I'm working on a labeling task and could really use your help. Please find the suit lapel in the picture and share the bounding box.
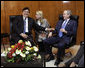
[28,17,31,31]
[21,16,24,30]
[65,20,71,29]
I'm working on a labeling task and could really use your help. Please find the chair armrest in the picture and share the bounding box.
[1,33,10,38]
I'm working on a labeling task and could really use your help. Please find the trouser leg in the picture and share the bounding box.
[43,36,60,55]
[56,41,66,62]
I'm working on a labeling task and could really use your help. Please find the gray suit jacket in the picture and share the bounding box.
[35,18,50,42]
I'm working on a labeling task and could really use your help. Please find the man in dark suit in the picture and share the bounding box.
[12,7,54,45]
[43,10,78,65]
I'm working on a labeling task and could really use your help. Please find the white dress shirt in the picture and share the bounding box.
[62,18,70,27]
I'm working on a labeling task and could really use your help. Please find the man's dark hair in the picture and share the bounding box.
[22,7,30,13]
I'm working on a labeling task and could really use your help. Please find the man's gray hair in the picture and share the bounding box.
[66,10,72,15]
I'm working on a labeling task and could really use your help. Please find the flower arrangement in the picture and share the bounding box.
[4,40,40,63]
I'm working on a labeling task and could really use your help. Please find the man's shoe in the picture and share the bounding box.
[54,59,63,65]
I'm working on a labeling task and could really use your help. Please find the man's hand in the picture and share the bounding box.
[60,28,67,33]
[48,32,52,38]
[45,28,55,31]
[20,33,28,39]
[70,62,76,67]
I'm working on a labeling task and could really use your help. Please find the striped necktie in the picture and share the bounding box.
[23,18,26,33]
[59,20,67,37]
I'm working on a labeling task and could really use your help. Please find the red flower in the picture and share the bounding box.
[21,48,23,51]
[17,43,22,49]
[22,45,24,48]
[15,44,18,49]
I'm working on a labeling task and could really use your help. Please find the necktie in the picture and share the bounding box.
[59,20,67,37]
[23,18,26,33]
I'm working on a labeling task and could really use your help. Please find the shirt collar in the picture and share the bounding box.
[65,18,70,22]
[23,16,28,20]
[67,18,70,21]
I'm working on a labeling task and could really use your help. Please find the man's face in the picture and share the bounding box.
[63,10,70,20]
[22,9,30,18]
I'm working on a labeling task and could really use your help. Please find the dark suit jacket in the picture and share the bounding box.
[52,19,77,44]
[11,15,45,44]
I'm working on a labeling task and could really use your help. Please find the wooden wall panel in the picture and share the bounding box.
[55,1,63,23]
[62,1,76,15]
[1,1,6,33]
[4,1,21,33]
[39,1,56,28]
[76,1,84,44]
[1,1,84,45]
